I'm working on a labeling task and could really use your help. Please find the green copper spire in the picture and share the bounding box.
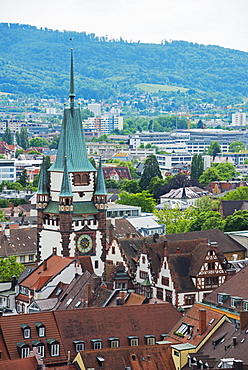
[49,50,96,173]
[37,157,49,195]
[94,157,107,196]
[60,156,73,197]
[69,48,75,110]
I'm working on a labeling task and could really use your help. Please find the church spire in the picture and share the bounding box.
[60,156,73,198]
[69,48,75,111]
[94,157,107,196]
[37,157,49,195]
[49,50,96,173]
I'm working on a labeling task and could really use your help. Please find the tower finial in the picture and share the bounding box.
[70,48,75,104]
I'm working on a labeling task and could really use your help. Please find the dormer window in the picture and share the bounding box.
[32,340,45,358]
[46,339,60,357]
[16,342,30,358]
[230,296,243,308]
[20,324,31,339]
[35,322,46,337]
[128,336,139,346]
[217,293,230,305]
[91,339,102,350]
[73,340,85,352]
[174,323,194,337]
[144,335,155,345]
[108,337,119,348]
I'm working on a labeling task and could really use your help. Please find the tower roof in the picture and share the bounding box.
[37,157,49,195]
[49,49,96,173]
[60,157,73,197]
[94,157,107,196]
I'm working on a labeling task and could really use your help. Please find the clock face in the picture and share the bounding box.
[77,234,93,253]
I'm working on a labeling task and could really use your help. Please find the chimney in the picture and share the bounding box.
[116,297,122,305]
[4,225,10,237]
[52,247,57,255]
[239,311,248,330]
[176,247,180,254]
[199,309,207,335]
[11,275,17,290]
[233,360,243,370]
[232,337,237,347]
[120,291,125,305]
[126,233,130,239]
[109,223,115,244]
[86,283,91,306]
[43,260,47,271]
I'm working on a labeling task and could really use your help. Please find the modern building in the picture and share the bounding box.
[129,129,248,154]
[0,159,16,183]
[232,111,246,126]
[156,153,211,172]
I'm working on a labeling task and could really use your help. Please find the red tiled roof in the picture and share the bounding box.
[78,344,176,370]
[21,255,73,290]
[0,312,67,365]
[167,303,226,347]
[0,356,39,370]
[54,303,182,358]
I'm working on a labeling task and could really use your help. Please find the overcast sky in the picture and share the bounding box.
[1,0,248,52]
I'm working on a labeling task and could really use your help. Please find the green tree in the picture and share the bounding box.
[208,141,221,160]
[195,196,220,212]
[121,179,140,193]
[199,167,223,187]
[228,141,246,153]
[29,137,49,147]
[155,206,197,235]
[117,191,156,212]
[27,150,41,155]
[187,211,223,232]
[19,127,29,149]
[0,255,25,282]
[139,155,162,190]
[190,154,204,180]
[15,149,24,158]
[224,210,248,232]
[2,128,13,145]
[222,186,248,200]
[105,178,119,189]
[49,134,60,149]
[147,176,172,199]
[18,169,28,187]
[89,157,96,169]
[213,163,237,180]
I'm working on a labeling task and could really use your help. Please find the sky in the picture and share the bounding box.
[1,0,248,52]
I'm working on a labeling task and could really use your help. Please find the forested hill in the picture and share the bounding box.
[0,22,247,101]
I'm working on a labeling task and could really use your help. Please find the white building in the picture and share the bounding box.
[0,159,16,183]
[88,103,101,117]
[232,112,246,126]
[156,153,211,172]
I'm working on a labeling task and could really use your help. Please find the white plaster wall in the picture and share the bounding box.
[50,172,63,201]
[91,230,105,276]
[40,230,62,261]
[156,257,175,303]
[36,262,83,300]
[106,239,123,264]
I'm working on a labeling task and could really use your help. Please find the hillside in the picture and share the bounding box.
[0,23,247,103]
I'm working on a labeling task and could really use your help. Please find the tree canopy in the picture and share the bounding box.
[116,191,156,213]
[0,256,25,282]
[208,141,221,160]
[139,155,162,190]
[228,141,246,153]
